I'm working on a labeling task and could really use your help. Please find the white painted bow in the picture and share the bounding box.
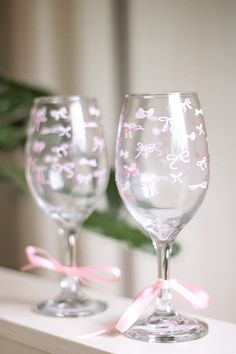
[89,106,101,117]
[195,108,203,116]
[196,157,207,171]
[182,98,193,112]
[170,172,183,184]
[167,151,190,170]
[140,177,160,198]
[158,116,174,133]
[77,174,93,185]
[92,137,104,152]
[120,149,129,159]
[40,125,72,138]
[135,107,158,121]
[188,181,208,190]
[135,142,162,159]
[186,132,196,141]
[196,124,205,136]
[93,169,107,181]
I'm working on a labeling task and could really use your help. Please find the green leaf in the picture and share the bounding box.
[106,169,122,211]
[84,210,180,256]
[0,75,50,127]
[0,163,27,194]
[0,125,26,150]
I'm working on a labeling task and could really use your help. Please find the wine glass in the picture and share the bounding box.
[25,95,109,317]
[115,92,209,342]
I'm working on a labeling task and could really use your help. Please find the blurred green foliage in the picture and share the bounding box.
[0,75,180,256]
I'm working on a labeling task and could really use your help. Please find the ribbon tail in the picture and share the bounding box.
[115,282,163,333]
[21,264,37,272]
[170,279,210,309]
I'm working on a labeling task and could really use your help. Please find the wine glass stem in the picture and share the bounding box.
[67,230,77,267]
[154,242,174,315]
[60,229,80,295]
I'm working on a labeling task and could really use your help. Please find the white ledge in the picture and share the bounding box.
[0,267,235,354]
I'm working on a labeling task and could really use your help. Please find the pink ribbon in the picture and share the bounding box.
[115,278,210,333]
[21,246,121,285]
[77,278,210,339]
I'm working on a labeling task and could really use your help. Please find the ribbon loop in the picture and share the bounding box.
[21,246,121,285]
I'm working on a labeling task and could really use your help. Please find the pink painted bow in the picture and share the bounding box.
[21,246,121,285]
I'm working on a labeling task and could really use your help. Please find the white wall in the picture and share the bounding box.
[0,0,235,323]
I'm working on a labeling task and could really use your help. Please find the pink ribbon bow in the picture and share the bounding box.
[77,278,210,339]
[21,246,121,285]
[115,278,210,333]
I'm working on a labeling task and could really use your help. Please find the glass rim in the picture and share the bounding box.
[34,95,97,104]
[124,92,198,98]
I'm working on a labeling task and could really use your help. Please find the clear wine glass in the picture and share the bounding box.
[115,92,209,342]
[25,95,109,317]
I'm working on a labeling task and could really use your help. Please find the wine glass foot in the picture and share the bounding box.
[34,291,107,317]
[125,312,208,343]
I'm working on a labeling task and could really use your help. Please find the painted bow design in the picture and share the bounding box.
[186,132,196,141]
[40,125,72,138]
[51,143,69,157]
[123,123,144,139]
[120,149,129,159]
[188,181,208,190]
[93,169,107,183]
[77,174,93,185]
[167,151,190,170]
[22,246,121,286]
[92,137,104,152]
[33,165,49,185]
[89,106,101,117]
[52,162,75,178]
[196,156,207,171]
[50,107,68,120]
[182,98,193,112]
[140,177,160,198]
[123,163,140,178]
[170,172,183,184]
[195,108,203,116]
[158,116,174,133]
[135,142,162,159]
[79,158,97,167]
[32,141,46,153]
[135,107,158,121]
[196,124,205,136]
[32,107,47,132]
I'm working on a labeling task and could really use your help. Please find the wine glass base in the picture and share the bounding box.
[125,312,208,343]
[34,292,107,318]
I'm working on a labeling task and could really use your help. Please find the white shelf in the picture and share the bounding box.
[0,267,235,354]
